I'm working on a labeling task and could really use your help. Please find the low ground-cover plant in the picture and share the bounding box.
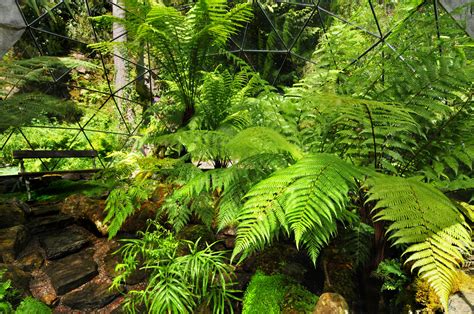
[112,223,239,313]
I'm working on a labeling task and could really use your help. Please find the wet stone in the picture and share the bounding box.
[40,226,90,260]
[45,249,98,295]
[61,282,122,310]
[26,214,74,234]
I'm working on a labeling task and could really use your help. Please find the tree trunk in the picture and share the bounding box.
[112,0,135,126]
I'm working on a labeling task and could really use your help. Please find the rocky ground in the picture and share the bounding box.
[0,199,145,313]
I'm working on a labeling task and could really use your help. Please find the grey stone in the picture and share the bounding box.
[61,282,122,310]
[448,291,474,314]
[39,226,90,260]
[45,250,98,295]
[0,225,29,262]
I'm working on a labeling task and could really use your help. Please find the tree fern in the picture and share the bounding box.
[233,153,362,263]
[366,175,471,310]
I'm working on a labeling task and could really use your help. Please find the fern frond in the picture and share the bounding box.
[233,153,361,263]
[227,126,303,161]
[366,176,472,310]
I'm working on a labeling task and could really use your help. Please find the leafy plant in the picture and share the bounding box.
[14,297,51,314]
[366,176,471,309]
[91,0,253,127]
[0,269,13,313]
[112,223,239,314]
[373,259,410,293]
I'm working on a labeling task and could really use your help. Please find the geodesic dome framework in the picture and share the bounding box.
[0,0,472,172]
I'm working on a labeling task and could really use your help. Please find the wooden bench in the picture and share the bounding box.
[13,150,99,199]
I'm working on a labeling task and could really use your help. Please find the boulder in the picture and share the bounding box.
[0,202,25,228]
[45,249,98,295]
[61,282,122,310]
[61,195,107,235]
[39,226,91,259]
[313,293,349,314]
[0,225,29,262]
[61,195,160,236]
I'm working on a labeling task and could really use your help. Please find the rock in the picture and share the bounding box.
[39,292,58,306]
[0,225,29,262]
[104,253,146,285]
[61,282,122,310]
[313,293,349,314]
[0,264,31,297]
[0,202,25,228]
[39,226,91,259]
[45,249,98,295]
[448,291,474,313]
[282,262,308,284]
[61,195,108,235]
[26,214,74,234]
[217,227,236,249]
[120,200,157,234]
[29,202,60,217]
[18,251,44,271]
[177,224,216,246]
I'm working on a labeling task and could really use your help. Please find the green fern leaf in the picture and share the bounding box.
[233,153,361,263]
[366,176,471,310]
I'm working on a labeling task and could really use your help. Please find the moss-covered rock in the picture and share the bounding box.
[242,271,318,314]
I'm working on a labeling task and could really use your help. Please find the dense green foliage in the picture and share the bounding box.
[112,223,238,313]
[2,0,473,312]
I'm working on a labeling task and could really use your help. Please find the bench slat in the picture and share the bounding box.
[13,150,98,159]
[17,169,99,177]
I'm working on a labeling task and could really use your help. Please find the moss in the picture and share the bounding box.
[243,271,318,314]
[414,278,442,313]
[451,270,474,293]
